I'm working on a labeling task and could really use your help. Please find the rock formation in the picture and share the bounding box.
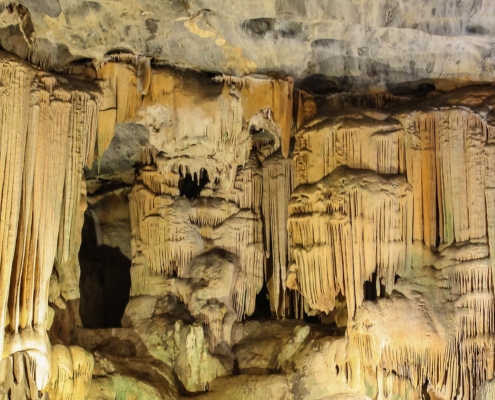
[0,1,495,399]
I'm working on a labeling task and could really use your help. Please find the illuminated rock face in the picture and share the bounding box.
[0,24,495,400]
[288,88,495,399]
[0,52,98,396]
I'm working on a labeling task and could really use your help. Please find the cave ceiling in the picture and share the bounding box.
[3,0,495,92]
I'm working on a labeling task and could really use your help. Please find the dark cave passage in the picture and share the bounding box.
[363,272,386,301]
[246,280,273,320]
[179,169,210,199]
[79,211,131,329]
[247,255,275,320]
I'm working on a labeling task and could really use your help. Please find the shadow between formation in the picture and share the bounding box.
[79,212,131,328]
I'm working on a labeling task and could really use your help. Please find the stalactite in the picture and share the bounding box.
[288,167,412,317]
[201,152,263,210]
[136,58,151,96]
[56,91,98,301]
[291,106,495,319]
[262,151,294,317]
[200,210,264,317]
[401,110,489,246]
[484,145,495,282]
[288,97,495,399]
[294,90,317,130]
[294,114,406,186]
[139,168,180,197]
[137,71,292,191]
[320,91,411,112]
[275,77,293,158]
[217,75,294,148]
[96,62,141,163]
[129,184,204,279]
[0,54,99,385]
[0,53,101,399]
[189,198,240,227]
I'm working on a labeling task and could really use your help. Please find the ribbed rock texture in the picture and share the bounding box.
[0,11,494,398]
[288,87,495,400]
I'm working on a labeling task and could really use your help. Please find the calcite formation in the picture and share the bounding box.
[1,1,495,399]
[287,88,495,399]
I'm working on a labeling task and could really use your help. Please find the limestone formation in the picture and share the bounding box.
[1,2,495,399]
[287,86,495,400]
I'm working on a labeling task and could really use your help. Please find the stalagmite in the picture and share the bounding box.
[69,346,94,400]
[46,345,74,400]
[0,351,46,399]
[45,345,93,400]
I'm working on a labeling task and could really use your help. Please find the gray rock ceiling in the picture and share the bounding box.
[3,0,495,92]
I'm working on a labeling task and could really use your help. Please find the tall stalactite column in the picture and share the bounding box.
[0,53,99,391]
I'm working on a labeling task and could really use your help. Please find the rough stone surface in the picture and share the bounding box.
[1,0,495,91]
[0,4,495,398]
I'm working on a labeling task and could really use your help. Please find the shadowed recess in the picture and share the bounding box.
[79,212,131,328]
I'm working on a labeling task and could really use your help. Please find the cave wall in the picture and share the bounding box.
[288,90,495,399]
[0,41,495,400]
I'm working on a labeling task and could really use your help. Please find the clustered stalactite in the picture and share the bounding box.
[288,167,413,316]
[0,52,99,396]
[288,89,495,399]
[112,61,296,326]
[1,45,495,400]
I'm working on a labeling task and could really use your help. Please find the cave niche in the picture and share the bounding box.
[78,211,131,329]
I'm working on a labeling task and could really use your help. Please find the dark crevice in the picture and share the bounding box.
[389,82,436,97]
[296,74,344,96]
[67,57,94,66]
[363,272,386,301]
[246,279,273,320]
[179,169,209,200]
[233,358,240,375]
[104,48,134,56]
[303,310,321,324]
[422,379,431,400]
[79,211,131,329]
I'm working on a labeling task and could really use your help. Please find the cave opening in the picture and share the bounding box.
[303,311,321,324]
[363,272,386,301]
[246,280,273,320]
[246,255,275,320]
[179,169,210,199]
[78,211,131,329]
